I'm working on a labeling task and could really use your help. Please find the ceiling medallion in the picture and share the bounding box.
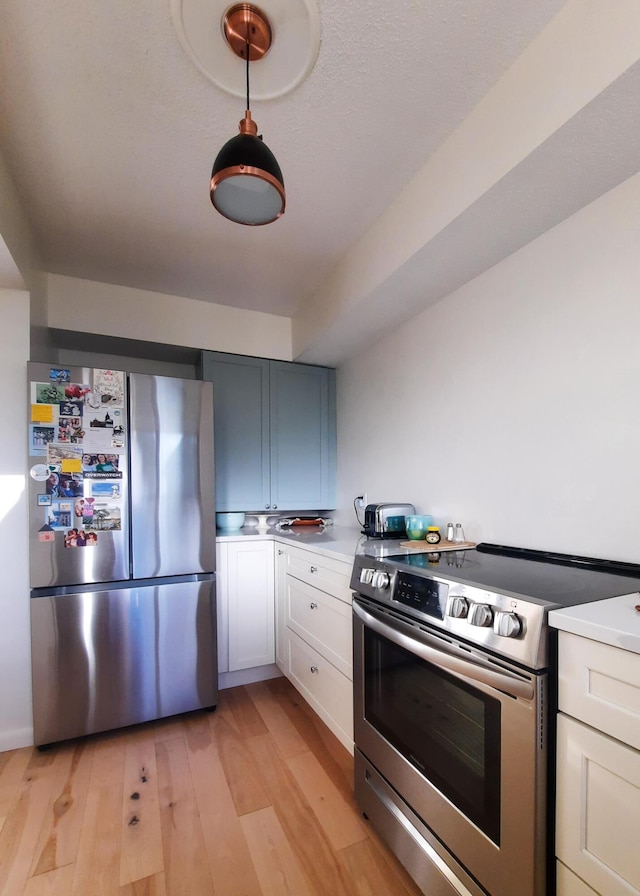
[171,0,321,100]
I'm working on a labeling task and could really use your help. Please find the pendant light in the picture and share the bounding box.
[210,4,285,225]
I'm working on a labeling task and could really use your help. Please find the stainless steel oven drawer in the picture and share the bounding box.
[355,750,485,896]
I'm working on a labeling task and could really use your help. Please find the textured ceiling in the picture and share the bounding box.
[0,0,568,327]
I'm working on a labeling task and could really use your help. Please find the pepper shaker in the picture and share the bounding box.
[454,523,465,543]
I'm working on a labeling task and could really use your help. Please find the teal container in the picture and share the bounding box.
[405,514,433,540]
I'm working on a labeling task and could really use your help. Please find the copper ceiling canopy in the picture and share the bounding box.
[222,4,272,62]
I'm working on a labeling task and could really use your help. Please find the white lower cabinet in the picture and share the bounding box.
[228,539,275,670]
[276,542,354,752]
[556,632,640,896]
[216,539,278,687]
[286,575,352,678]
[556,862,599,896]
[275,545,287,669]
[287,629,353,749]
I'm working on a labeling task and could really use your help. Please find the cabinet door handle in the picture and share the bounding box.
[265,504,270,509]
[310,665,319,674]
[310,602,318,609]
[278,549,284,555]
[273,505,278,509]
[310,566,318,573]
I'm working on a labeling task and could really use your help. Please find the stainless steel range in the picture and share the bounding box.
[350,543,640,896]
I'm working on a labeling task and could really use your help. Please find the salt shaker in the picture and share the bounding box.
[454,523,465,543]
[446,522,455,542]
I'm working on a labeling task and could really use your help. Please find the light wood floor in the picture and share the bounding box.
[0,677,423,896]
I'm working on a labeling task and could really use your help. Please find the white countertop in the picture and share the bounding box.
[549,592,640,654]
[216,524,410,564]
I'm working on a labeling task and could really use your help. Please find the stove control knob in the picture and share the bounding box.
[446,596,469,619]
[372,570,390,590]
[359,568,374,585]
[468,603,493,627]
[493,611,522,638]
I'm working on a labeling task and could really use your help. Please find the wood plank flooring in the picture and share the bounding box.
[0,678,423,896]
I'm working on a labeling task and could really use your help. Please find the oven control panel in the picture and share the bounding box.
[394,571,446,619]
[494,610,522,637]
[444,592,525,641]
[351,553,549,669]
[446,596,523,637]
[359,567,390,590]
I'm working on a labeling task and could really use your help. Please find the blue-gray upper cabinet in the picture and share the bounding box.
[200,352,336,512]
[269,360,336,511]
[200,353,270,512]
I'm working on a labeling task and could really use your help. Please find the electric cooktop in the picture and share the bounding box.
[381,542,640,608]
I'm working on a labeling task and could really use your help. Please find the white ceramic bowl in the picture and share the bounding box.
[216,512,246,530]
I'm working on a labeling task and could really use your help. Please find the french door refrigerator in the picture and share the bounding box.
[27,362,217,746]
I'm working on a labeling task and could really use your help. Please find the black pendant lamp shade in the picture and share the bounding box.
[210,111,285,225]
[210,4,285,226]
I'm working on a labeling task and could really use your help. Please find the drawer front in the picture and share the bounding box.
[556,862,599,896]
[558,631,640,749]
[284,544,352,603]
[286,576,352,678]
[287,630,353,750]
[556,713,640,896]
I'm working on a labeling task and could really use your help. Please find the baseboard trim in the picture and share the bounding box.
[219,664,283,690]
[0,726,34,753]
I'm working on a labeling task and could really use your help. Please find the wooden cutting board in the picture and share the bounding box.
[399,540,477,553]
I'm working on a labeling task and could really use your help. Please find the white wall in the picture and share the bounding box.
[0,290,32,750]
[0,148,41,751]
[336,170,640,563]
[46,274,293,361]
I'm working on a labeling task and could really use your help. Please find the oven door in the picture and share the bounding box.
[353,597,548,896]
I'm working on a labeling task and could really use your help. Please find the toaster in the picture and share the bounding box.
[362,503,416,538]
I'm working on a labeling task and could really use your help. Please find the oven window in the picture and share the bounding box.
[364,627,501,844]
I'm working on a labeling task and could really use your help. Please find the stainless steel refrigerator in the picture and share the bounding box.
[27,362,217,746]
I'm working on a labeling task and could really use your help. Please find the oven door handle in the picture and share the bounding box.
[353,600,535,700]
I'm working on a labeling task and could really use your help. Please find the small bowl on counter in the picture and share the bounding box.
[216,512,246,530]
[405,514,433,540]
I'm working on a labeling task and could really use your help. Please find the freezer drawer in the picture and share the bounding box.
[31,579,217,745]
